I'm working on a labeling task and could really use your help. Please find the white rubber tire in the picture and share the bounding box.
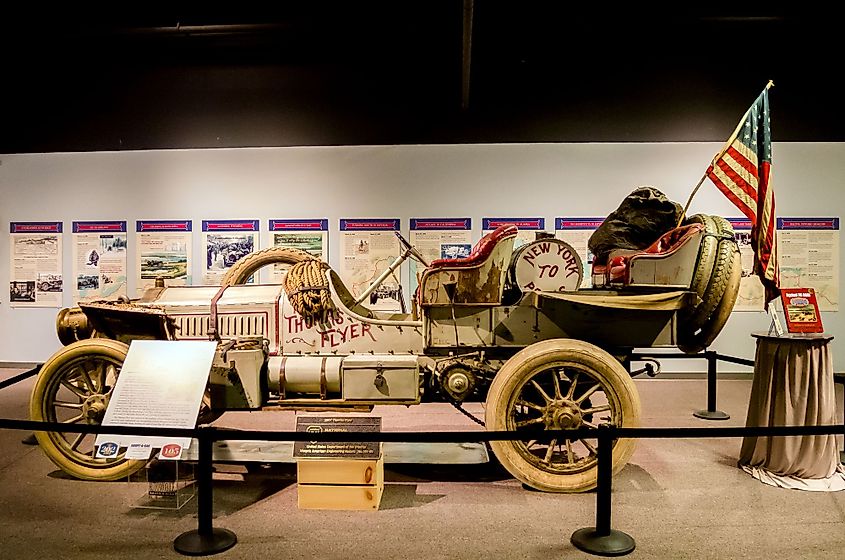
[485,339,640,492]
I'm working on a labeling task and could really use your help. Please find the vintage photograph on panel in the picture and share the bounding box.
[140,252,189,280]
[77,274,99,291]
[9,281,36,302]
[99,234,127,253]
[85,249,100,267]
[440,243,472,259]
[206,234,254,270]
[37,273,63,292]
[273,232,324,258]
[14,235,58,255]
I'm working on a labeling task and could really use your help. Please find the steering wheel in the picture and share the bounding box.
[394,231,430,267]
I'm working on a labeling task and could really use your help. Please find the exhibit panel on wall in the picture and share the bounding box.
[728,218,765,311]
[778,217,839,311]
[339,218,403,312]
[135,220,193,295]
[71,221,127,303]
[267,219,329,283]
[202,220,259,285]
[555,218,602,289]
[408,218,473,295]
[8,221,63,308]
[2,142,845,374]
[482,217,545,248]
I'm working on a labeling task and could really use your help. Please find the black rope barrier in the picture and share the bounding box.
[2,416,842,442]
[631,350,755,421]
[2,415,843,557]
[173,428,237,556]
[571,424,635,556]
[2,356,841,558]
[0,364,41,391]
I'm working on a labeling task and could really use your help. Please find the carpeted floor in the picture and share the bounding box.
[0,368,843,560]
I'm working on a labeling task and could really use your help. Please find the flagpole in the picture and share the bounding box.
[676,81,775,227]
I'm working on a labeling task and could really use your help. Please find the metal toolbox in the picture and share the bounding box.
[341,354,419,401]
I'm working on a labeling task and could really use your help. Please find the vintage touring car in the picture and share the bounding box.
[32,212,740,492]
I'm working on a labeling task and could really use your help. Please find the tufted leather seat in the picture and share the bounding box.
[419,225,518,306]
[592,223,705,287]
[428,224,518,269]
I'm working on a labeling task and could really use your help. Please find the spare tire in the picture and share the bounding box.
[220,246,315,286]
[683,214,719,308]
[688,217,738,328]
[678,216,741,353]
[678,242,741,353]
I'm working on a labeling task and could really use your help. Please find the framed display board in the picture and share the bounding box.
[482,217,545,249]
[9,221,63,308]
[135,220,193,295]
[339,218,403,312]
[267,219,329,283]
[72,221,127,303]
[202,219,259,285]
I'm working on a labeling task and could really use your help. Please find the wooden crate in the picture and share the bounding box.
[297,457,384,510]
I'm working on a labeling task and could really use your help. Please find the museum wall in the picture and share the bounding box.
[1,142,842,370]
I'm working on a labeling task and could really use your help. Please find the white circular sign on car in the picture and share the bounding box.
[513,238,583,293]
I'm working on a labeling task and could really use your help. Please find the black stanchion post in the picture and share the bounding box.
[173,427,237,556]
[571,424,635,557]
[693,351,730,420]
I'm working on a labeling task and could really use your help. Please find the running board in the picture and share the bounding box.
[181,440,489,464]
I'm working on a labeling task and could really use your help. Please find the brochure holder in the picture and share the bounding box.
[130,459,196,511]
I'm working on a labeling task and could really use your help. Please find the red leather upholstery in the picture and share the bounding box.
[644,224,703,255]
[429,224,519,269]
[607,255,628,283]
[594,223,705,285]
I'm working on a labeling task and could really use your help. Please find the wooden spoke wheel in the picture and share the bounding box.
[29,339,147,481]
[485,339,641,492]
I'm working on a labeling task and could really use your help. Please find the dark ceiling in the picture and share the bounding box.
[1,5,840,153]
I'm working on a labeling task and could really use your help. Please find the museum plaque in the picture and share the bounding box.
[95,340,216,460]
[293,416,381,459]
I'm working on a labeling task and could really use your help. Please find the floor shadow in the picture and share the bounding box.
[716,455,743,468]
[125,463,297,519]
[385,460,512,484]
[614,462,662,492]
[47,469,110,481]
[379,483,445,510]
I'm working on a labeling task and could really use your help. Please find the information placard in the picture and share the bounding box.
[339,219,403,312]
[95,340,216,460]
[72,221,127,303]
[9,221,63,308]
[728,218,765,311]
[482,217,545,249]
[409,218,472,295]
[293,416,382,459]
[778,218,839,311]
[267,219,329,283]
[135,220,193,295]
[202,219,259,285]
[555,218,603,288]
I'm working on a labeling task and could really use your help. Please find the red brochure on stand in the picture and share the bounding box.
[780,288,824,333]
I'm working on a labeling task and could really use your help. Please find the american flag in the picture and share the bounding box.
[706,87,779,306]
